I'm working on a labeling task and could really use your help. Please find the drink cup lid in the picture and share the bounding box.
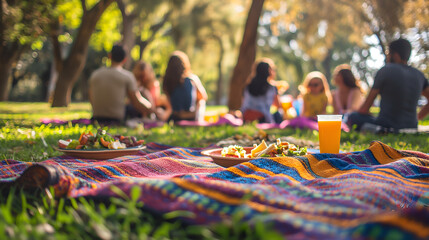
[317,114,342,121]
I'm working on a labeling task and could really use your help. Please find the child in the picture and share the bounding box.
[299,71,332,118]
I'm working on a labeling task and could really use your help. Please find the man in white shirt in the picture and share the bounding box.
[89,45,154,125]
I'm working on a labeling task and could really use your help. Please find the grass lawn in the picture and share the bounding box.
[1,102,428,239]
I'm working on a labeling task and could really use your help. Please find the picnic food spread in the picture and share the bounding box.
[58,129,144,150]
[221,138,307,158]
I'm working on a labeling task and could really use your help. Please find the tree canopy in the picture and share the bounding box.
[1,0,427,108]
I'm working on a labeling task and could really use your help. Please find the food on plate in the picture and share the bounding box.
[251,139,268,157]
[58,129,144,150]
[221,145,247,158]
[221,138,307,158]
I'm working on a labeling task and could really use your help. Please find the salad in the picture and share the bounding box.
[221,138,307,158]
[58,129,144,150]
[221,145,247,158]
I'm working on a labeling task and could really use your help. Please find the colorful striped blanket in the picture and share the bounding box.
[1,141,429,239]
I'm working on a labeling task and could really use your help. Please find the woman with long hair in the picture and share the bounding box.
[162,51,207,122]
[331,64,364,115]
[131,61,171,121]
[241,58,282,123]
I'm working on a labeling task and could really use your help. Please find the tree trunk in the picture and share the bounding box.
[47,61,59,102]
[117,0,136,70]
[214,35,224,105]
[322,48,333,85]
[47,18,63,102]
[51,0,115,107]
[0,60,13,101]
[227,0,265,111]
[0,43,24,101]
[122,15,136,70]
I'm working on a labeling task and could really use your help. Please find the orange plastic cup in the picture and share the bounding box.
[317,115,342,153]
[280,95,293,113]
[281,101,292,112]
[204,112,219,123]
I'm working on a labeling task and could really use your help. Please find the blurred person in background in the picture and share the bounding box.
[241,58,282,124]
[298,71,332,119]
[347,38,429,132]
[126,60,171,122]
[162,51,207,122]
[331,64,365,121]
[89,45,155,126]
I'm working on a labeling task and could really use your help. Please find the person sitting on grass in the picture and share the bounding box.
[241,58,282,124]
[162,50,208,122]
[126,60,172,122]
[89,45,155,126]
[298,71,332,119]
[331,64,365,116]
[347,38,429,132]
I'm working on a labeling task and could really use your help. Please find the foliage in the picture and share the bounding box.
[161,0,246,104]
[130,0,179,74]
[0,187,283,239]
[0,0,58,101]
[51,0,122,53]
[89,3,123,52]
[264,0,429,86]
[2,0,428,107]
[1,0,55,45]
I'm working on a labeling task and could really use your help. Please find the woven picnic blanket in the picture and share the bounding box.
[1,141,429,239]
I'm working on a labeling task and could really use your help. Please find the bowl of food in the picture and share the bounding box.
[202,139,308,167]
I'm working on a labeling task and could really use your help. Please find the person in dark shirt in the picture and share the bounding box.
[162,51,207,122]
[347,38,429,131]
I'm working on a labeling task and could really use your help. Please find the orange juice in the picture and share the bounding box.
[204,112,219,123]
[280,95,293,113]
[317,115,342,153]
[281,101,292,112]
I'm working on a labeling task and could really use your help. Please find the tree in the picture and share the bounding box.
[0,0,55,101]
[262,0,428,89]
[167,0,242,105]
[227,0,265,111]
[140,0,243,105]
[267,0,372,82]
[50,0,116,107]
[194,1,242,105]
[116,0,174,69]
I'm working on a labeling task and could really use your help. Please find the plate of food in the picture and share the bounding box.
[201,138,309,167]
[57,129,146,160]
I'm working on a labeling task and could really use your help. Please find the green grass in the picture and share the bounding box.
[0,102,428,239]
